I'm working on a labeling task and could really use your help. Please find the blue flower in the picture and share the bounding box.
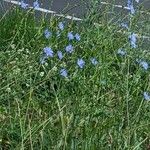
[43,47,54,57]
[33,0,40,9]
[117,48,126,56]
[139,61,149,70]
[65,44,74,53]
[67,32,74,40]
[58,22,64,31]
[77,58,85,69]
[57,51,63,60]
[127,0,135,14]
[143,92,150,101]
[129,33,137,48]
[90,58,98,65]
[127,0,131,8]
[130,5,135,14]
[60,68,68,77]
[75,33,80,41]
[21,0,28,9]
[120,23,129,29]
[44,29,52,39]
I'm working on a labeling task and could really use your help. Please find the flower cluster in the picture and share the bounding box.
[136,59,149,70]
[20,0,40,9]
[118,0,149,101]
[40,22,98,78]
[21,0,29,9]
[44,29,52,39]
[119,0,140,51]
[129,33,137,48]
[33,0,40,9]
[118,1,149,69]
[127,0,139,15]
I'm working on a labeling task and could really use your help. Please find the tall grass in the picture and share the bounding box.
[0,1,150,149]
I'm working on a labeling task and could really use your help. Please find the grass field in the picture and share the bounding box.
[0,1,150,149]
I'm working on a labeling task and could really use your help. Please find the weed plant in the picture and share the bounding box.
[0,1,150,149]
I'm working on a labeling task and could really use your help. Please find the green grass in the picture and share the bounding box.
[0,4,150,150]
